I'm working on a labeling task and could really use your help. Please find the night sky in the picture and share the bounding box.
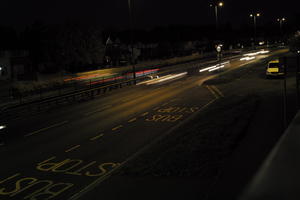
[0,0,298,29]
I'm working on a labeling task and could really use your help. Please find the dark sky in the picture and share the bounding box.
[0,0,298,29]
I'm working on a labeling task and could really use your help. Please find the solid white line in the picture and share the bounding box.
[206,86,219,99]
[211,85,225,97]
[84,105,112,116]
[25,121,69,137]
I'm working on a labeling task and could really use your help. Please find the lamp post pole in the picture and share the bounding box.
[277,17,286,38]
[211,2,224,30]
[128,0,136,84]
[250,13,260,47]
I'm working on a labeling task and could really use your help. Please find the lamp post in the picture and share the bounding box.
[210,2,224,30]
[250,13,260,46]
[277,17,286,37]
[128,0,136,84]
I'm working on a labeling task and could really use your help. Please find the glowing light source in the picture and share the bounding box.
[209,65,225,72]
[200,61,229,73]
[240,56,256,61]
[0,125,6,130]
[138,72,187,85]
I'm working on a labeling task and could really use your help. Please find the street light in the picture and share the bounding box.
[210,2,224,30]
[250,13,261,46]
[128,0,136,84]
[277,17,286,37]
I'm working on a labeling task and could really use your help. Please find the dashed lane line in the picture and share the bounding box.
[128,118,137,123]
[65,145,81,153]
[24,121,69,137]
[112,125,123,131]
[90,134,104,141]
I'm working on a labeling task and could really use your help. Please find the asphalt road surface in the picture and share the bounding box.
[0,48,288,200]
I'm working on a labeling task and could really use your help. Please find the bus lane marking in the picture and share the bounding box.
[67,100,218,200]
[36,156,120,177]
[145,106,200,123]
[140,112,149,117]
[0,173,74,200]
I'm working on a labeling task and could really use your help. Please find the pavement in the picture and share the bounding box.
[0,48,291,200]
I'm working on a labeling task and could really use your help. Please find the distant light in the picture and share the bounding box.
[200,65,219,72]
[218,2,224,7]
[0,67,2,71]
[250,14,253,17]
[297,50,300,54]
[240,56,256,61]
[0,125,6,130]
[259,41,265,45]
[257,13,260,17]
[200,61,230,73]
[209,65,225,72]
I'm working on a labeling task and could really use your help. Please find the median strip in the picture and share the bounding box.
[25,121,69,137]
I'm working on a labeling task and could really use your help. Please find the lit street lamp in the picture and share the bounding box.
[277,17,286,37]
[250,13,261,46]
[210,2,224,30]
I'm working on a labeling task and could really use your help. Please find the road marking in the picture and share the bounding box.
[84,105,112,116]
[25,121,69,137]
[65,145,81,153]
[90,134,104,141]
[112,125,123,131]
[153,107,160,111]
[67,98,217,200]
[206,86,219,99]
[141,112,149,117]
[128,118,137,123]
[211,85,225,97]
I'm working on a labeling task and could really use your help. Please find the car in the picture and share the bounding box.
[0,124,7,145]
[266,59,284,78]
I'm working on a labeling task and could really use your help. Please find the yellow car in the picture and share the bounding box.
[266,60,284,77]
